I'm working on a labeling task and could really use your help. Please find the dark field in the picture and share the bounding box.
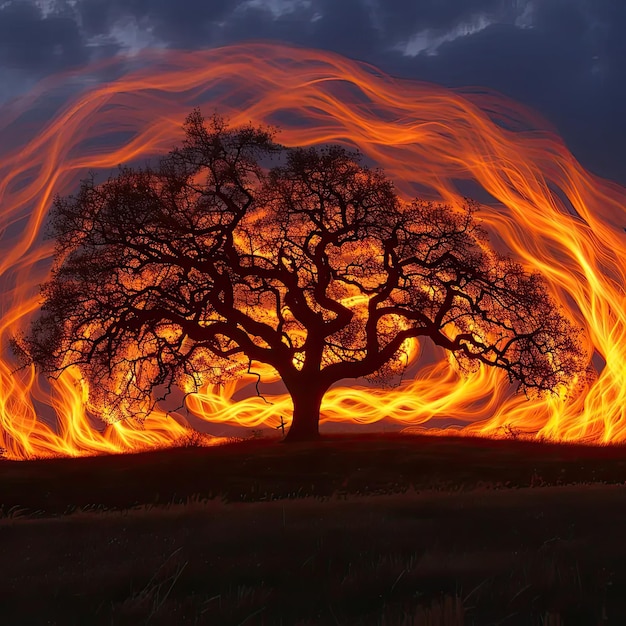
[2,433,626,625]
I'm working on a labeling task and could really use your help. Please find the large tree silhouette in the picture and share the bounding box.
[20,111,584,441]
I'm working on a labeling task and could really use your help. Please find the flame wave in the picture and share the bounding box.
[1,42,625,458]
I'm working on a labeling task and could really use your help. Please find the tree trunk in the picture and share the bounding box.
[283,379,325,442]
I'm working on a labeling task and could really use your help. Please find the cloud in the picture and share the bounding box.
[514,0,535,29]
[395,1,537,57]
[76,0,233,50]
[366,0,509,41]
[398,13,494,57]
[237,0,313,20]
[0,1,87,73]
[85,14,162,56]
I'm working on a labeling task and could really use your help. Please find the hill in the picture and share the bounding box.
[1,433,625,624]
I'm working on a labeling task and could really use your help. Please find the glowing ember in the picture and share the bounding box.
[1,42,624,458]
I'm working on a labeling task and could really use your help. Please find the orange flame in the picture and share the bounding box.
[1,42,624,458]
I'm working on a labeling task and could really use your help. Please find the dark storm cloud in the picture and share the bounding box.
[0,1,87,74]
[0,0,623,182]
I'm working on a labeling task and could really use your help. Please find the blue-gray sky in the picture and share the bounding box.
[1,0,624,184]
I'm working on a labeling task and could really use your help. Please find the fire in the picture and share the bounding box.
[1,42,624,458]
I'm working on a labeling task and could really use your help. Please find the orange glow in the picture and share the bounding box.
[1,42,624,458]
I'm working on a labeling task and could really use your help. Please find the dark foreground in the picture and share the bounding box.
[2,432,626,625]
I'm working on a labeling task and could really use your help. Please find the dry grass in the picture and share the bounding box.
[1,483,624,624]
[1,433,625,624]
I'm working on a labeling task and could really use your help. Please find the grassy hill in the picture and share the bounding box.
[1,433,625,624]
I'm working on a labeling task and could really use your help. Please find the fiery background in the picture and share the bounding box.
[0,2,625,458]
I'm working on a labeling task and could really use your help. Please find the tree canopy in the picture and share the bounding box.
[18,111,585,441]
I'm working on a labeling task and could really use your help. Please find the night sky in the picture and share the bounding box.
[0,0,624,185]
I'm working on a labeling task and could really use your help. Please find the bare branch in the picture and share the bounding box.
[19,113,587,436]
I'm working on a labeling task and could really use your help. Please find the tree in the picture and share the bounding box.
[18,111,585,441]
